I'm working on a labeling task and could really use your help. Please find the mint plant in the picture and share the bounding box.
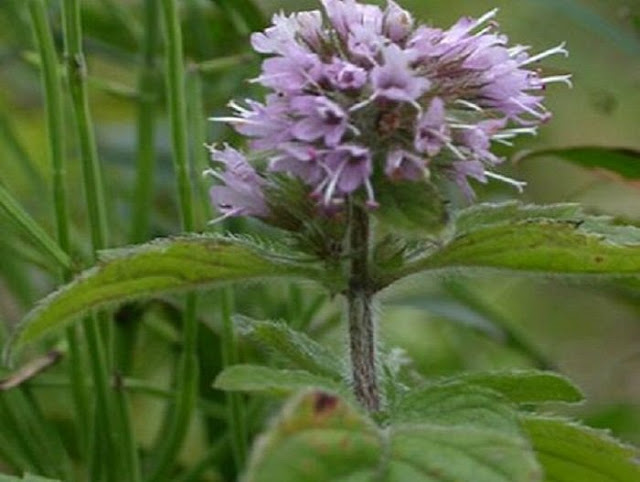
[1,0,639,481]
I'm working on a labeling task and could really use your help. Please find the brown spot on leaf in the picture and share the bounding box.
[313,392,338,415]
[594,255,604,263]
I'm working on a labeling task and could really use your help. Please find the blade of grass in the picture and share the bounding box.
[220,288,248,471]
[0,184,72,271]
[147,0,200,479]
[131,0,160,244]
[186,70,213,228]
[61,0,138,480]
[28,0,91,463]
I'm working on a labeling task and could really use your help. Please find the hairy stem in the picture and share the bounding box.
[347,204,380,412]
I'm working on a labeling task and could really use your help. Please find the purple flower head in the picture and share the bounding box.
[206,144,269,219]
[209,1,568,221]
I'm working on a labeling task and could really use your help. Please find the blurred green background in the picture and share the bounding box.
[1,0,639,477]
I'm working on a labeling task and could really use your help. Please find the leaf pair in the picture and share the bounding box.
[214,318,639,481]
[7,201,640,358]
[217,364,640,482]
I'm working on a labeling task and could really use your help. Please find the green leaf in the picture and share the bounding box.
[245,390,541,482]
[452,370,584,405]
[516,146,640,185]
[235,316,344,380]
[384,424,539,482]
[394,381,523,435]
[388,202,640,285]
[6,235,333,356]
[214,365,346,398]
[374,179,448,235]
[454,202,582,234]
[522,415,640,482]
[245,391,380,482]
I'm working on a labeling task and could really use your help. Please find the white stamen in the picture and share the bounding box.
[519,42,568,66]
[202,168,225,182]
[539,74,573,88]
[207,210,240,226]
[454,99,483,111]
[324,160,347,206]
[228,100,251,115]
[510,98,548,120]
[449,123,477,130]
[471,26,493,38]
[347,124,362,136]
[484,170,527,192]
[349,93,377,112]
[473,9,499,30]
[508,45,530,57]
[364,179,377,207]
[208,116,258,124]
[493,138,513,146]
[493,127,538,138]
[446,142,467,160]
[409,99,423,116]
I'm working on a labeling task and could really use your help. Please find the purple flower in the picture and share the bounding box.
[291,95,349,147]
[251,10,325,55]
[371,44,430,104]
[222,95,293,150]
[254,50,324,93]
[318,145,376,207]
[415,97,449,156]
[449,160,487,200]
[385,149,427,181]
[457,118,506,164]
[206,145,269,219]
[269,142,325,186]
[321,0,382,40]
[325,58,368,91]
[383,0,414,43]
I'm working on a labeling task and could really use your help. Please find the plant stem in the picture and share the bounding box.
[61,0,108,254]
[186,70,213,227]
[160,0,195,233]
[347,203,380,412]
[148,1,199,479]
[131,0,159,244]
[220,288,247,471]
[27,0,91,462]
